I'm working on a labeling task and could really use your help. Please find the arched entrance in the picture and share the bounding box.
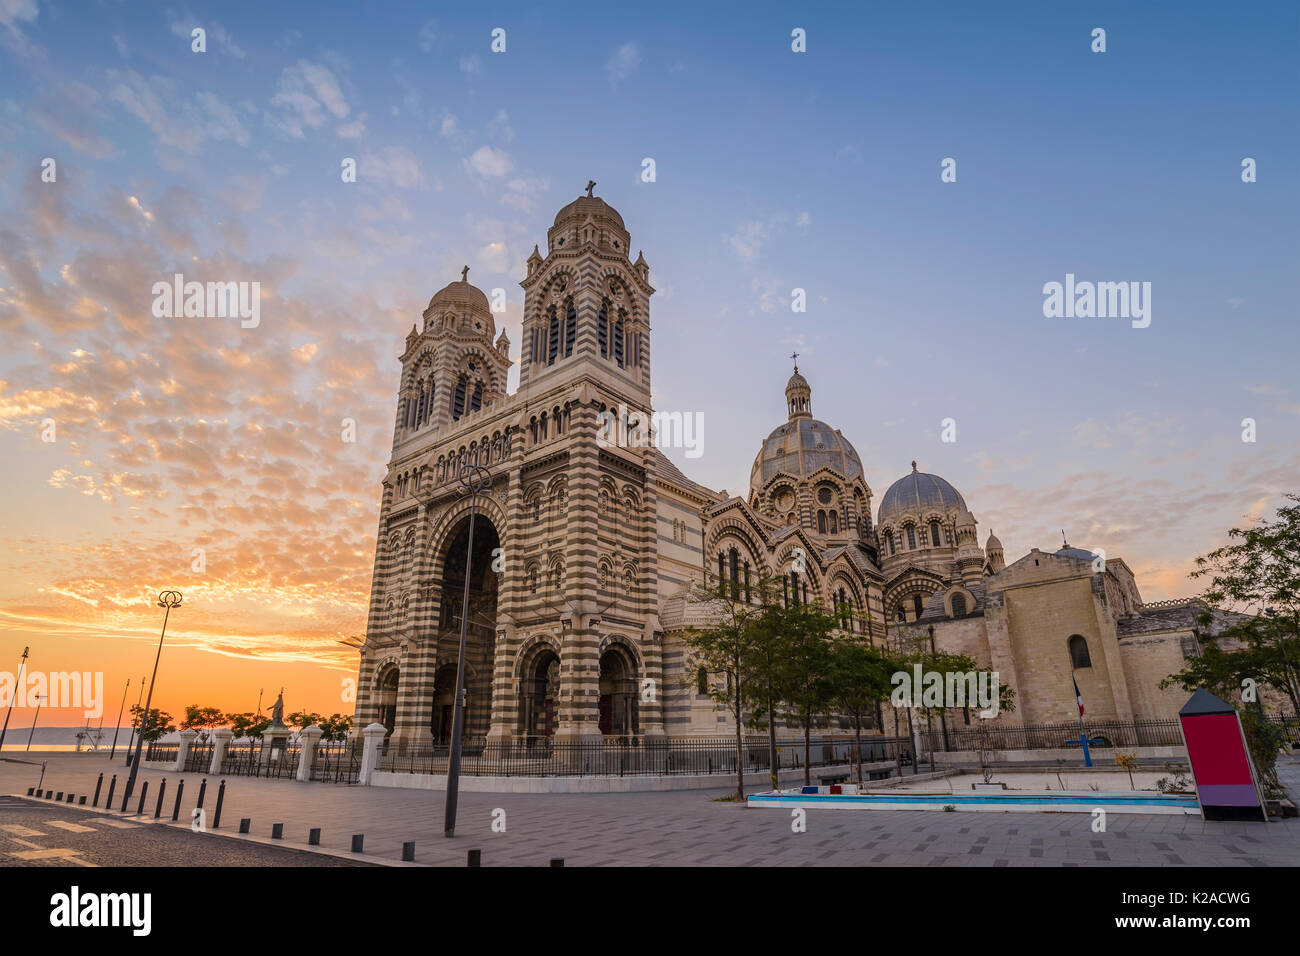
[598,645,638,737]
[518,647,559,742]
[434,513,500,740]
[376,666,399,736]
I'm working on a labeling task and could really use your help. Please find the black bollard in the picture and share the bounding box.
[212,779,225,829]
[35,789,42,798]
[120,782,130,812]
[172,779,184,821]
[308,827,321,846]
[78,796,86,805]
[196,777,207,810]
[402,842,415,862]
[239,818,250,834]
[351,834,364,853]
[66,793,74,804]
[550,858,564,867]
[467,849,481,867]
[136,780,148,816]
[271,823,283,839]
[154,779,166,819]
[105,775,117,809]
[93,772,103,807]
[47,792,54,800]
[26,787,33,796]
[55,791,63,800]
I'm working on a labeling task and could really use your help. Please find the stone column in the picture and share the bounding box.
[298,724,323,782]
[210,727,232,775]
[358,722,389,786]
[175,729,197,772]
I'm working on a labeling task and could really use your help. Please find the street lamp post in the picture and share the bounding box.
[124,675,146,764]
[0,645,29,753]
[26,694,44,751]
[444,465,492,838]
[123,591,182,807]
[109,677,130,759]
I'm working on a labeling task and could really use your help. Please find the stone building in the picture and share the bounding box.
[353,187,1212,746]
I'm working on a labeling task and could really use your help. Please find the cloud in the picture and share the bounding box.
[463,145,513,179]
[500,176,549,213]
[361,146,425,188]
[418,20,437,52]
[727,220,768,265]
[459,55,482,75]
[268,59,350,139]
[606,42,641,85]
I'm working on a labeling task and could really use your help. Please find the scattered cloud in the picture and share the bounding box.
[605,42,640,85]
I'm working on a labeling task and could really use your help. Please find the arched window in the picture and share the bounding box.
[886,531,895,555]
[613,311,625,367]
[564,298,576,357]
[951,592,967,617]
[1068,635,1092,669]
[829,511,839,534]
[417,386,427,425]
[470,383,483,413]
[547,309,560,365]
[452,376,467,420]
[790,570,800,607]
[743,563,751,603]
[717,553,726,597]
[817,510,827,534]
[728,547,740,601]
[930,520,942,547]
[897,607,906,623]
[597,300,609,358]
[906,525,916,549]
[913,594,924,617]
[697,666,708,696]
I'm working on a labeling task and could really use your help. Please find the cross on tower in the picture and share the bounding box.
[461,265,469,282]
[585,180,596,197]
[791,350,799,370]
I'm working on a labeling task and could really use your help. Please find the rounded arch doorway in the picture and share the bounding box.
[598,644,639,737]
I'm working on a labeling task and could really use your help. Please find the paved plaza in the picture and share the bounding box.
[3,752,1298,867]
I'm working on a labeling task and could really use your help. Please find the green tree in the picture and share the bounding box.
[770,601,838,787]
[826,635,896,787]
[180,705,225,743]
[318,713,354,741]
[681,576,771,801]
[129,705,175,742]
[226,711,271,742]
[287,711,325,733]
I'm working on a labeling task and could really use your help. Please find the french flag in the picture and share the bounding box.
[1073,675,1085,716]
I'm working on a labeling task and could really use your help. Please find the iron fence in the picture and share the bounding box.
[185,741,213,772]
[375,734,908,778]
[144,741,178,762]
[1267,715,1300,745]
[913,717,1184,753]
[217,739,302,779]
[310,738,362,784]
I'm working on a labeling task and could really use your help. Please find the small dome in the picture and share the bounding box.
[878,463,967,524]
[427,271,490,315]
[553,194,625,231]
[986,531,1003,550]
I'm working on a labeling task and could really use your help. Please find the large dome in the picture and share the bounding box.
[749,418,865,490]
[426,274,490,315]
[878,463,967,523]
[552,194,625,231]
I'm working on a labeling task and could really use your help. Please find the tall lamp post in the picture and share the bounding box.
[124,675,146,763]
[444,465,492,838]
[0,645,29,753]
[109,677,130,759]
[26,694,44,751]
[123,590,182,807]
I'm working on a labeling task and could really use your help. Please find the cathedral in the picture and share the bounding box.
[353,188,1210,747]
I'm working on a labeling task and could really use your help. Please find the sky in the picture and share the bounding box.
[0,0,1297,728]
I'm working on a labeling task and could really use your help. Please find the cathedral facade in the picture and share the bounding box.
[353,189,1206,747]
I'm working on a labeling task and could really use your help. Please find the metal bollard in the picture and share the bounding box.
[78,796,86,805]
[351,834,364,853]
[308,827,321,846]
[212,779,226,829]
[136,780,148,816]
[154,779,166,819]
[93,772,103,807]
[47,792,54,800]
[35,789,42,798]
[172,779,184,821]
[467,849,481,867]
[402,842,415,862]
[196,777,207,810]
[239,818,250,834]
[26,787,33,796]
[56,791,63,800]
[66,793,74,804]
[550,858,564,867]
[105,775,117,809]
[271,823,284,839]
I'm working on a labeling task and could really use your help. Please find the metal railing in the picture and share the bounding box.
[144,742,178,762]
[375,734,908,778]
[913,717,1184,753]
[311,739,362,784]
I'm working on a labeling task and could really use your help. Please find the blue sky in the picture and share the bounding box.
[0,0,1297,716]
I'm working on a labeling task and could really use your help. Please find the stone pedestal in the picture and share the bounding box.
[298,724,323,782]
[175,729,197,772]
[210,727,232,775]
[260,725,292,770]
[359,722,388,786]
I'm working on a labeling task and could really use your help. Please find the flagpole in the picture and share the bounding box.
[1073,673,1092,768]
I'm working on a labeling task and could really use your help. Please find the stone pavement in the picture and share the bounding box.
[3,751,1298,867]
